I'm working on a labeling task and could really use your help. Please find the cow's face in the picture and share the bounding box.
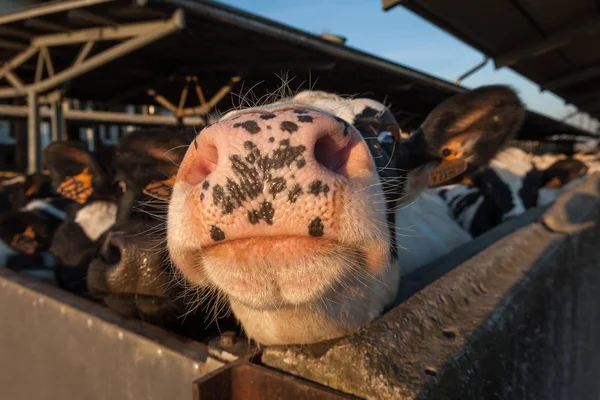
[167,85,525,345]
[43,141,118,294]
[87,128,199,325]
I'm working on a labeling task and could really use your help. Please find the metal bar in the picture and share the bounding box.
[454,56,489,84]
[50,100,64,141]
[27,91,41,174]
[32,15,183,47]
[41,47,55,77]
[543,64,600,91]
[146,89,179,113]
[38,89,63,105]
[34,50,45,82]
[5,72,23,89]
[495,19,600,69]
[0,10,185,98]
[176,78,190,117]
[0,46,39,81]
[73,41,95,67]
[182,76,241,116]
[194,78,206,105]
[0,0,115,25]
[0,103,206,127]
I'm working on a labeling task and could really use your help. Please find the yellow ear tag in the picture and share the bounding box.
[57,168,94,204]
[142,175,176,201]
[428,148,469,188]
[25,183,39,196]
[11,226,38,255]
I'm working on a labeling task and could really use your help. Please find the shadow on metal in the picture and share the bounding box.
[193,361,359,400]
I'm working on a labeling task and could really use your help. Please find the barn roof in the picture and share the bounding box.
[382,0,600,133]
[0,0,590,138]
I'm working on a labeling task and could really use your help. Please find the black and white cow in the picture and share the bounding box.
[85,127,200,326]
[165,85,526,345]
[44,141,118,295]
[0,197,68,275]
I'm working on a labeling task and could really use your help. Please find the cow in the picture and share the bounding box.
[0,172,56,212]
[44,141,119,295]
[84,127,197,325]
[165,85,526,345]
[0,197,68,271]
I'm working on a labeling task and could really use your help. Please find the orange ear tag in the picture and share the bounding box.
[25,182,39,196]
[57,168,94,204]
[11,226,38,255]
[142,175,176,201]
[428,158,469,188]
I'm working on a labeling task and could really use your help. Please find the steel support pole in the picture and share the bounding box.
[50,99,64,141]
[27,91,41,174]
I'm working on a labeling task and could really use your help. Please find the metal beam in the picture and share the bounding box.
[495,19,600,69]
[454,56,489,84]
[0,0,115,25]
[146,89,178,113]
[73,41,95,67]
[5,72,24,89]
[50,100,65,141]
[0,103,206,127]
[32,15,183,47]
[542,63,600,91]
[0,45,40,81]
[27,91,41,174]
[0,10,185,98]
[41,47,55,77]
[181,76,241,116]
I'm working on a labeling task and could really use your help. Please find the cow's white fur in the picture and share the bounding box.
[74,201,117,241]
[395,190,472,276]
[22,199,67,220]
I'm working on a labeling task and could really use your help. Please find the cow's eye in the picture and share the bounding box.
[377,131,395,145]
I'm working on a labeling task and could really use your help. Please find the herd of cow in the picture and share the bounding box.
[0,85,598,346]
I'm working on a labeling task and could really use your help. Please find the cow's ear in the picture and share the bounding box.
[44,141,112,204]
[115,128,195,201]
[421,85,525,167]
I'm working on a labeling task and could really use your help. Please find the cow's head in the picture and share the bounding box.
[87,128,209,327]
[43,141,118,295]
[166,85,525,345]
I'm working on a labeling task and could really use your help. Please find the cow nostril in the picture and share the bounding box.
[185,140,219,186]
[101,236,122,265]
[314,135,350,173]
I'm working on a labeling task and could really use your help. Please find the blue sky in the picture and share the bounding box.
[219,0,598,132]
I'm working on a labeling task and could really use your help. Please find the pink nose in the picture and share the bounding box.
[176,107,374,247]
